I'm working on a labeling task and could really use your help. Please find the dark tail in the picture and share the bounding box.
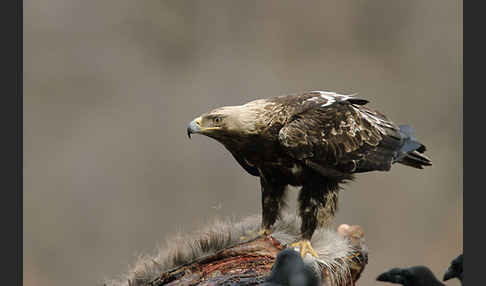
[396,125,432,169]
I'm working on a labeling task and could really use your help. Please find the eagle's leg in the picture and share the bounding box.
[260,175,287,236]
[316,190,339,229]
[240,176,286,241]
[292,182,339,258]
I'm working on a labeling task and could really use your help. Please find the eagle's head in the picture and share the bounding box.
[187,100,270,141]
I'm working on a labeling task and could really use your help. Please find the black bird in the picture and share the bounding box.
[377,266,445,286]
[261,248,319,286]
[443,254,463,284]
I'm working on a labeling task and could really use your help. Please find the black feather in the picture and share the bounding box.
[377,266,445,286]
[262,248,319,286]
[347,98,369,105]
[395,125,432,168]
[416,144,426,153]
[443,254,463,284]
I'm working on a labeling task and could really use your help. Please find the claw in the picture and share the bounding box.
[259,228,272,236]
[240,228,272,241]
[290,240,319,258]
[347,251,361,260]
[259,228,272,241]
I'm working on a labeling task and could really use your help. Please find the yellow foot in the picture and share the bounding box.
[290,239,319,258]
[240,228,271,241]
[346,251,361,261]
[258,228,272,236]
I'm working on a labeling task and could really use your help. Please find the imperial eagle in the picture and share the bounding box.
[187,91,431,258]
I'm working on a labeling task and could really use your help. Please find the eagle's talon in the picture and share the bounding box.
[259,228,272,236]
[240,228,272,241]
[290,240,319,258]
[347,252,360,260]
[259,228,272,240]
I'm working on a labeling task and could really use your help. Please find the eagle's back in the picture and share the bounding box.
[222,91,430,181]
[265,91,429,177]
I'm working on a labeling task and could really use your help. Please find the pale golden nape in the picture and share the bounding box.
[205,99,275,136]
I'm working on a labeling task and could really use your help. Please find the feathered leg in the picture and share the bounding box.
[240,174,286,241]
[292,180,339,258]
[260,176,287,234]
[316,190,339,229]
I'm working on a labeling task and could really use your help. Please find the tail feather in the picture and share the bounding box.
[396,125,432,169]
[400,151,432,169]
[416,144,426,153]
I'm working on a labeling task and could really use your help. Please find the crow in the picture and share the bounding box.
[377,266,445,286]
[443,254,463,284]
[262,248,319,286]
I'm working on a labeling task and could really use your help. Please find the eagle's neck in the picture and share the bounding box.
[216,99,293,170]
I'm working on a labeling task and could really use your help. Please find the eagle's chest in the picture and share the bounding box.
[238,144,306,181]
[226,136,280,159]
[240,144,290,167]
[224,133,308,183]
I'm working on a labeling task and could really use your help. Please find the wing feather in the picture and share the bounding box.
[278,93,402,174]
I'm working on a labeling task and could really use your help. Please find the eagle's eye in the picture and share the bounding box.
[213,117,222,124]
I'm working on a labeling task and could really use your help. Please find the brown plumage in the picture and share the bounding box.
[187,91,431,258]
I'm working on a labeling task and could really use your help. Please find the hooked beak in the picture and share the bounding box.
[187,117,202,138]
[376,272,402,283]
[442,267,455,282]
[376,273,391,282]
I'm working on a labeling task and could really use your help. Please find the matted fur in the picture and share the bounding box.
[103,213,357,286]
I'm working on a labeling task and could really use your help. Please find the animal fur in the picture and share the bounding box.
[103,213,360,286]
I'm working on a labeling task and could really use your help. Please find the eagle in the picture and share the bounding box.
[187,91,431,258]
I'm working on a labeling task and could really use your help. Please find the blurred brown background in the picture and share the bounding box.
[24,1,462,285]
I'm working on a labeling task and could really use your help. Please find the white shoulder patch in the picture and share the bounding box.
[307,90,358,107]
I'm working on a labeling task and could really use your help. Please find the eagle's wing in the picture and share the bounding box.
[277,91,403,176]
